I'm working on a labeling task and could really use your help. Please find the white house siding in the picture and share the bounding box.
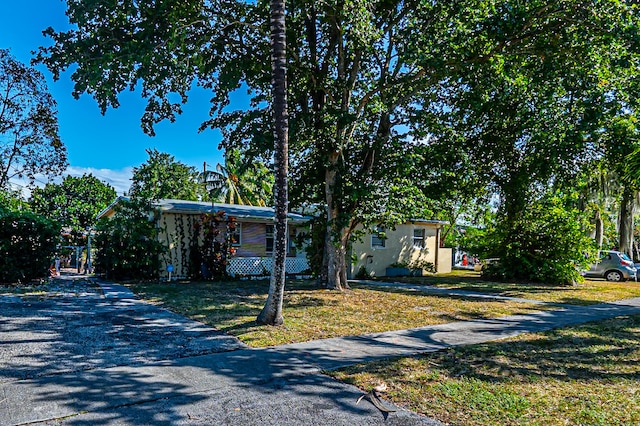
[350,223,452,277]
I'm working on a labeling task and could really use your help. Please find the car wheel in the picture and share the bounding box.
[605,270,623,282]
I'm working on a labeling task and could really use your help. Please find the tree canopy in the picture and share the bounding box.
[0,49,66,189]
[29,173,116,245]
[129,148,202,201]
[36,0,640,285]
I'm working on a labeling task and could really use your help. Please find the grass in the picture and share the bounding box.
[125,278,554,347]
[6,270,640,423]
[386,270,640,305]
[329,314,640,425]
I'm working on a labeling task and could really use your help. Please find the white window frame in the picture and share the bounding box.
[371,226,386,249]
[265,224,274,254]
[413,228,426,249]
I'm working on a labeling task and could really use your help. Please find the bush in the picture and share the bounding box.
[0,208,60,283]
[481,194,594,286]
[94,199,166,280]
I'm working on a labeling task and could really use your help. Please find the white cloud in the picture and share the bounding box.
[8,166,133,199]
[65,166,133,196]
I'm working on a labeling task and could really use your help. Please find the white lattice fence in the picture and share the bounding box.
[226,257,309,277]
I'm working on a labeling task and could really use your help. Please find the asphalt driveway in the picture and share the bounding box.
[0,277,244,384]
[1,275,439,425]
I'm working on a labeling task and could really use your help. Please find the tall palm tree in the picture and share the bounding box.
[257,0,288,326]
[202,149,273,206]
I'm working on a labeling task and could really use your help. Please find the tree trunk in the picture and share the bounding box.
[594,209,604,248]
[324,156,350,291]
[618,187,635,257]
[257,0,288,326]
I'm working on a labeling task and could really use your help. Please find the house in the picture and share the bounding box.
[98,198,312,279]
[349,220,452,278]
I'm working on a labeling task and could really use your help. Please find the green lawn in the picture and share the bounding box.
[330,314,640,425]
[385,270,640,305]
[125,278,553,347]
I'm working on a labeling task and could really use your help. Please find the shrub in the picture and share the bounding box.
[481,194,594,286]
[93,198,166,280]
[0,208,59,283]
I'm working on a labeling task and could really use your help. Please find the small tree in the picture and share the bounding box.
[29,174,116,245]
[0,49,66,189]
[482,193,595,286]
[0,208,60,283]
[93,198,166,280]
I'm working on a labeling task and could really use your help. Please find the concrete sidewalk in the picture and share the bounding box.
[2,276,640,425]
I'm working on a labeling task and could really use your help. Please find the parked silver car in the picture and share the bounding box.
[583,250,637,282]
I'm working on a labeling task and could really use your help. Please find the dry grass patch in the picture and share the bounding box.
[389,270,640,305]
[330,314,640,425]
[125,279,550,347]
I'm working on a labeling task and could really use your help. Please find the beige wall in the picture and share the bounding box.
[156,213,308,279]
[350,223,451,277]
[157,213,202,278]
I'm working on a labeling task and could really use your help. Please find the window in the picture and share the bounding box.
[413,228,426,249]
[266,225,295,255]
[266,224,274,254]
[229,223,242,247]
[371,226,386,248]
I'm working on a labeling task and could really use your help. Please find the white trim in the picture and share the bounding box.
[413,227,426,249]
[371,226,386,249]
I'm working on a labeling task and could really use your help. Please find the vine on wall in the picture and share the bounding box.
[188,211,237,279]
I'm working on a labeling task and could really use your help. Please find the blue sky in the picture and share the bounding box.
[1,1,227,195]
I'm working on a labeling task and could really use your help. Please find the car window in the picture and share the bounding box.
[620,253,632,261]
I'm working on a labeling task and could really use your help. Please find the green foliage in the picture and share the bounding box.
[0,208,60,283]
[411,260,436,274]
[93,198,166,280]
[355,265,372,280]
[202,148,274,206]
[36,0,640,288]
[190,212,237,279]
[444,226,488,257]
[29,174,116,245]
[129,149,202,201]
[0,189,29,212]
[0,49,66,189]
[482,194,595,286]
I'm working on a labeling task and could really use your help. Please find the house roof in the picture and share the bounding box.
[97,197,312,224]
[156,199,312,223]
[409,218,450,227]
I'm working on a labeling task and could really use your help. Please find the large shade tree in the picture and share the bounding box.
[36,0,289,324]
[0,49,66,189]
[211,0,640,288]
[37,0,640,289]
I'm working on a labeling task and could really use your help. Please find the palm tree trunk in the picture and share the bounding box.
[257,0,288,326]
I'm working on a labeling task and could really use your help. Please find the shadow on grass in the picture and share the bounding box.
[1,277,424,425]
[337,314,640,385]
